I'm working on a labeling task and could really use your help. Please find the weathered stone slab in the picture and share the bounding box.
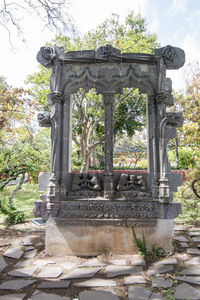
[0,256,7,272]
[22,238,32,246]
[176,276,200,285]
[192,237,200,242]
[148,265,174,276]
[79,258,105,267]
[33,259,56,267]
[24,249,37,259]
[0,294,26,299]
[0,279,36,290]
[124,275,147,285]
[30,292,70,300]
[130,255,146,266]
[180,242,189,248]
[61,267,101,279]
[8,266,38,277]
[155,258,177,265]
[105,265,143,278]
[3,248,24,259]
[75,278,117,287]
[187,248,200,255]
[15,259,33,268]
[38,172,51,191]
[128,286,151,300]
[152,278,173,289]
[174,283,200,299]
[79,290,119,300]
[108,259,126,266]
[185,256,200,265]
[149,293,164,300]
[180,266,200,275]
[24,246,35,251]
[188,232,200,237]
[38,280,71,289]
[37,267,62,278]
[174,236,189,242]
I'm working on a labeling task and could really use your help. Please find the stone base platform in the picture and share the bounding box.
[45,218,174,256]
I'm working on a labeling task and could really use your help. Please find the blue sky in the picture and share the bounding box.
[0,0,200,91]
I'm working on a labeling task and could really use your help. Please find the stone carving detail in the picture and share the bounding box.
[37,112,51,127]
[155,45,185,69]
[70,174,102,192]
[37,46,64,68]
[166,112,183,127]
[155,91,174,106]
[47,91,63,104]
[96,44,121,57]
[116,174,147,192]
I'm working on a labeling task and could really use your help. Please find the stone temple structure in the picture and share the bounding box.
[34,44,185,255]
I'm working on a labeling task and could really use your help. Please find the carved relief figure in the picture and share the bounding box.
[117,174,147,192]
[71,174,102,192]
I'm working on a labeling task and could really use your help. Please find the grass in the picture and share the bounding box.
[0,183,40,221]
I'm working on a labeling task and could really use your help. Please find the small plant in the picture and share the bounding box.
[163,287,175,300]
[0,199,25,224]
[132,228,165,261]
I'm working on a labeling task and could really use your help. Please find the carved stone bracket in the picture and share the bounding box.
[37,46,64,68]
[155,91,174,106]
[37,112,51,127]
[155,45,185,70]
[166,112,183,127]
[47,91,63,105]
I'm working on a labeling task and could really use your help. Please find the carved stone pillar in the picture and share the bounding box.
[103,92,115,198]
[47,91,63,202]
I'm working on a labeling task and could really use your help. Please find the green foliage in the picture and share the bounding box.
[163,288,175,300]
[0,199,25,224]
[132,228,165,261]
[168,147,199,169]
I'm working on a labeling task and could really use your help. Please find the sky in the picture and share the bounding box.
[0,0,200,92]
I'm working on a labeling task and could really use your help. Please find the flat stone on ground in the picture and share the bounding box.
[24,246,35,251]
[79,290,119,300]
[152,278,173,289]
[75,278,117,287]
[108,259,126,266]
[60,262,77,270]
[148,264,174,276]
[187,248,200,255]
[124,275,147,285]
[79,258,105,267]
[185,256,200,265]
[175,236,189,242]
[192,237,200,242]
[3,248,24,259]
[130,255,146,266]
[188,232,200,237]
[8,266,38,277]
[0,294,26,299]
[61,267,101,280]
[0,256,7,272]
[37,267,62,278]
[33,259,55,267]
[128,286,151,300]
[149,293,164,300]
[30,292,71,300]
[0,279,36,290]
[105,265,143,278]
[156,258,177,265]
[24,249,37,259]
[180,242,189,248]
[22,238,32,246]
[38,280,71,289]
[180,266,200,275]
[15,259,33,268]
[176,276,200,285]
[174,283,200,299]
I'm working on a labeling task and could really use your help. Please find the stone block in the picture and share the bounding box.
[38,172,50,192]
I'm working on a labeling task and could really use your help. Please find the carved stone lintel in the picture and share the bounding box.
[155,45,185,70]
[37,112,51,127]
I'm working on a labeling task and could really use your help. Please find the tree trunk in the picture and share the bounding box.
[9,174,25,205]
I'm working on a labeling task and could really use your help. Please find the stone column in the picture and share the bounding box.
[47,91,63,202]
[103,92,115,198]
[60,94,72,199]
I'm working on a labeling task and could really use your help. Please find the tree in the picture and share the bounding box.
[0,0,72,44]
[27,12,159,172]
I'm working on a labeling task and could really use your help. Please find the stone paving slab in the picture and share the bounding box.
[180,242,189,248]
[30,292,71,300]
[124,275,147,285]
[75,278,117,287]
[148,264,174,276]
[0,294,26,299]
[128,286,151,300]
[0,279,36,290]
[130,255,146,266]
[176,276,200,285]
[15,259,33,268]
[192,237,200,242]
[105,265,143,278]
[152,278,173,289]
[22,238,32,246]
[180,266,200,275]
[24,246,35,251]
[174,236,189,242]
[174,283,200,299]
[24,249,37,259]
[149,293,164,300]
[0,256,7,272]
[187,248,200,255]
[3,248,24,259]
[37,267,63,278]
[60,262,77,270]
[79,258,105,268]
[61,267,101,279]
[185,256,200,265]
[33,259,55,267]
[8,266,38,278]
[188,232,200,237]
[37,280,71,289]
[154,258,177,265]
[79,290,119,300]
[108,259,127,266]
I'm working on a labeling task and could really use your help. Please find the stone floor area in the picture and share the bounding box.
[0,223,200,299]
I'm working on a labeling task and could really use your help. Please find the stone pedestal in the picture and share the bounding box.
[45,218,174,256]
